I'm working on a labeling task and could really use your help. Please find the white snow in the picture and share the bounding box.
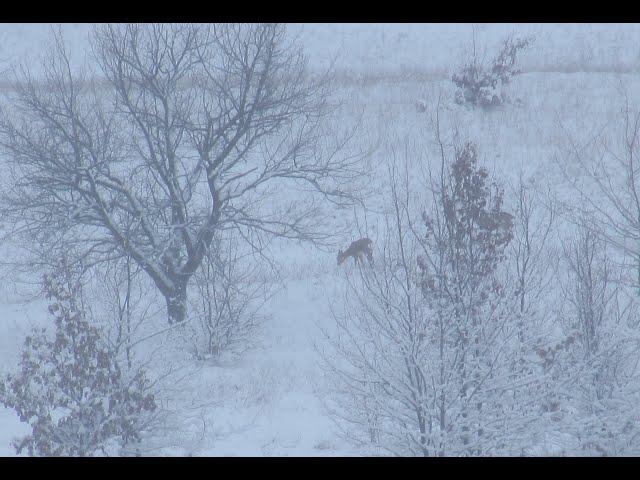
[1,22,640,456]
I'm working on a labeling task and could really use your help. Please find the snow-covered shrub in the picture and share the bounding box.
[556,226,640,455]
[452,35,532,108]
[184,234,273,361]
[0,261,157,456]
[324,138,545,456]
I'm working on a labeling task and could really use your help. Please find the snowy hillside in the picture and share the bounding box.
[2,23,640,78]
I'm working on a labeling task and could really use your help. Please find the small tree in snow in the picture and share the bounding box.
[453,35,532,108]
[184,232,273,360]
[555,226,640,455]
[553,90,640,456]
[416,142,532,455]
[0,259,157,456]
[558,97,640,297]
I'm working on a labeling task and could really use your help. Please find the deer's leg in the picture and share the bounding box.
[366,249,374,265]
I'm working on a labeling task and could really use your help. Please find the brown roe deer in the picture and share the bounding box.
[337,238,374,266]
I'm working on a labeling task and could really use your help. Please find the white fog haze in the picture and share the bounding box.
[1,22,640,457]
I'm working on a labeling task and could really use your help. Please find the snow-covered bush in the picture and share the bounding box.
[452,35,532,108]
[324,138,545,455]
[556,226,640,455]
[0,261,157,456]
[184,234,273,361]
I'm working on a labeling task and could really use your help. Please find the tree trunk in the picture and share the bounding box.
[166,281,187,324]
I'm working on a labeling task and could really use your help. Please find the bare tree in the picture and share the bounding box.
[0,24,362,325]
[549,84,640,456]
[321,156,436,455]
[508,175,557,345]
[562,228,612,363]
[555,224,640,455]
[184,231,274,361]
[94,255,159,369]
[557,93,640,293]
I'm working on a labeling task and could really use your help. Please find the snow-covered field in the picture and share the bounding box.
[1,23,640,456]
